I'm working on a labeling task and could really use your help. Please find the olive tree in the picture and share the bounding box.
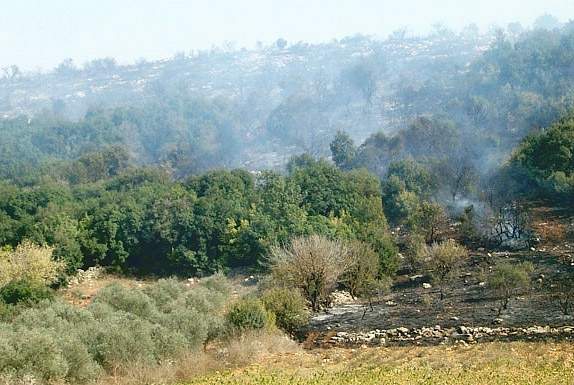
[339,241,391,317]
[488,262,533,314]
[425,239,469,300]
[547,273,574,315]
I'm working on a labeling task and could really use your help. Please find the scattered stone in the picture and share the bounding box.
[450,316,459,321]
[331,290,356,305]
[422,283,432,289]
[493,318,504,325]
[385,300,397,307]
[478,281,486,287]
[322,324,574,347]
[409,274,424,281]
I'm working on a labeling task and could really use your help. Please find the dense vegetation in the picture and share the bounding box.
[0,14,573,385]
[0,157,396,277]
[0,277,231,383]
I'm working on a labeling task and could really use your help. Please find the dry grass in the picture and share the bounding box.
[529,206,570,245]
[60,274,153,307]
[188,341,574,385]
[94,331,299,385]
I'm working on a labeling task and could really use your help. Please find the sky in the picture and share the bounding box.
[1,0,574,71]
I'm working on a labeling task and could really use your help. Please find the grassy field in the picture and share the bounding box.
[189,341,574,385]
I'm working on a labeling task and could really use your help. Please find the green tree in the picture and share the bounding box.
[330,131,356,170]
[489,262,533,314]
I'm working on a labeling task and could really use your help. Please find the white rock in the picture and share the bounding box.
[422,283,432,289]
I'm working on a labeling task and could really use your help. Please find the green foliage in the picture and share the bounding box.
[330,131,357,170]
[425,239,469,300]
[226,298,275,332]
[340,241,381,299]
[514,113,574,197]
[0,280,54,305]
[403,233,428,273]
[261,288,309,334]
[488,262,533,314]
[0,157,395,277]
[0,276,229,383]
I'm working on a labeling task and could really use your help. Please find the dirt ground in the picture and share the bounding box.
[308,204,574,334]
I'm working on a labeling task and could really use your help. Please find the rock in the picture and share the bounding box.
[478,281,486,287]
[477,247,485,252]
[331,290,356,305]
[458,325,469,334]
[385,300,397,307]
[422,283,432,289]
[493,318,504,325]
[409,274,424,281]
[397,327,409,334]
[450,316,459,321]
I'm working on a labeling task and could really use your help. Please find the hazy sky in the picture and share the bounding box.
[1,0,573,71]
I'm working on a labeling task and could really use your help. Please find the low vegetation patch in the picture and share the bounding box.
[188,342,574,385]
[0,276,234,384]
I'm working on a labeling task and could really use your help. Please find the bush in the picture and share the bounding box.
[226,298,275,333]
[547,273,574,315]
[403,233,427,273]
[489,262,533,314]
[92,283,157,319]
[8,328,69,381]
[268,235,351,311]
[0,275,232,384]
[0,280,54,305]
[90,315,157,369]
[261,288,309,334]
[425,239,468,300]
[340,241,381,299]
[0,241,64,287]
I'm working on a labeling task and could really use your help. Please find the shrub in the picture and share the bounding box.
[226,298,275,332]
[90,315,157,369]
[163,307,210,347]
[268,235,351,311]
[415,201,448,243]
[340,241,381,299]
[0,276,232,383]
[0,280,54,305]
[261,288,309,334]
[403,233,427,273]
[341,241,392,317]
[425,239,468,300]
[489,262,533,314]
[92,283,157,319]
[547,273,574,315]
[0,241,64,287]
[10,329,69,381]
[144,278,187,311]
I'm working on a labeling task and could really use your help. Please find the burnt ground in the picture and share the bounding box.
[307,205,574,336]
